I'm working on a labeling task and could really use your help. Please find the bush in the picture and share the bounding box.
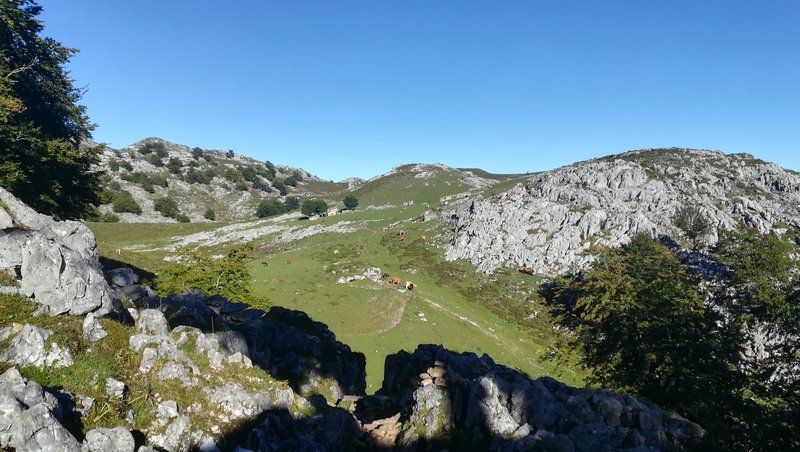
[153,197,180,218]
[284,196,299,211]
[167,157,183,174]
[203,154,213,162]
[120,172,168,193]
[144,154,163,167]
[301,199,328,216]
[157,245,270,310]
[256,199,285,218]
[120,160,133,171]
[185,168,213,185]
[251,178,272,192]
[139,141,167,157]
[176,214,190,223]
[108,159,120,172]
[191,147,203,159]
[284,176,297,187]
[343,194,359,210]
[203,208,216,221]
[240,166,258,182]
[111,190,142,214]
[100,212,120,223]
[291,170,304,182]
[272,180,287,196]
[226,149,235,158]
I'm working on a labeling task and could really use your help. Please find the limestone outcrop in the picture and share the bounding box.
[0,187,121,316]
[445,149,800,274]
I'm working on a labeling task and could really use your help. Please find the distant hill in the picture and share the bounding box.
[445,148,800,274]
[90,138,515,223]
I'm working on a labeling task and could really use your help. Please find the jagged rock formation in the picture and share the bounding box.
[446,149,800,274]
[0,187,122,316]
[363,344,704,451]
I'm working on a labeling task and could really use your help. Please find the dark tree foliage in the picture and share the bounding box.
[191,147,203,159]
[283,176,297,187]
[167,157,182,174]
[255,198,285,218]
[226,149,234,158]
[203,208,215,221]
[291,170,303,182]
[301,199,328,217]
[272,180,287,196]
[343,194,359,210]
[546,229,800,450]
[283,196,299,211]
[0,0,100,219]
[153,196,180,219]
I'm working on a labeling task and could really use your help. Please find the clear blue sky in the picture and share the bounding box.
[40,1,799,180]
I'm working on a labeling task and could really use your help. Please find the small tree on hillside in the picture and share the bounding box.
[301,199,328,217]
[111,190,142,214]
[153,196,180,219]
[343,194,359,210]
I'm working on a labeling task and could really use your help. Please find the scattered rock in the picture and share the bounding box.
[82,312,108,342]
[83,427,136,452]
[105,378,126,399]
[107,267,139,288]
[0,324,73,368]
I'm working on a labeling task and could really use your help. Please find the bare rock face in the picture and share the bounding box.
[0,324,73,368]
[377,344,705,451]
[0,187,122,317]
[0,368,82,452]
[445,149,800,275]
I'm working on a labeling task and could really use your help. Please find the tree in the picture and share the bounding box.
[283,176,297,187]
[343,194,359,210]
[272,180,287,196]
[673,205,710,250]
[157,245,270,310]
[191,147,203,159]
[226,149,235,158]
[167,157,182,174]
[255,198,285,218]
[549,235,741,420]
[283,196,299,211]
[0,0,100,219]
[301,199,328,217]
[153,196,180,219]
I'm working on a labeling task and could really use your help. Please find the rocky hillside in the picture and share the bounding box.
[0,182,705,450]
[92,138,345,223]
[446,148,800,274]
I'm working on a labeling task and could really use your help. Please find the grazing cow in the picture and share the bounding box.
[283,259,291,265]
[400,236,406,242]
[333,249,340,256]
[526,182,535,190]
[399,229,407,236]
[381,272,391,280]
[390,276,403,285]
[113,248,122,255]
[260,261,269,267]
[520,266,534,275]
[383,227,390,232]
[405,281,416,290]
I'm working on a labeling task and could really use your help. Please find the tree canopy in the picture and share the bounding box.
[343,194,359,209]
[0,0,100,219]
[301,199,328,217]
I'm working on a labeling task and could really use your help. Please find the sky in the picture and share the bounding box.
[39,0,800,181]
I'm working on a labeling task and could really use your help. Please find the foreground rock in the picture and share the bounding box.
[0,188,122,316]
[364,344,705,451]
[446,149,800,274]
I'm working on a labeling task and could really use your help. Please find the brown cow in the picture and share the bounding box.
[399,229,407,236]
[390,276,403,285]
[520,266,534,275]
[283,259,291,265]
[383,227,390,232]
[333,249,340,256]
[113,247,122,255]
[399,236,406,242]
[260,261,269,267]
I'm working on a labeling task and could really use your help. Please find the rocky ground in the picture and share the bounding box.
[445,148,800,275]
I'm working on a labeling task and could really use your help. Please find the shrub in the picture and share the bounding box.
[108,159,120,172]
[144,154,163,167]
[291,170,304,182]
[111,190,142,214]
[203,208,216,221]
[121,172,168,193]
[284,176,297,187]
[203,154,213,162]
[240,166,258,182]
[100,212,120,223]
[191,147,203,159]
[284,196,299,211]
[185,168,213,185]
[139,141,167,157]
[120,160,133,171]
[251,178,272,192]
[272,180,287,196]
[167,157,183,174]
[158,245,270,310]
[343,194,359,210]
[153,197,180,218]
[176,214,190,223]
[256,199,285,218]
[226,149,235,158]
